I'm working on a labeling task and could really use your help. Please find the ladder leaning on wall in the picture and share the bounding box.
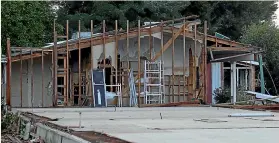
[57,52,68,106]
[143,60,165,104]
[128,68,138,107]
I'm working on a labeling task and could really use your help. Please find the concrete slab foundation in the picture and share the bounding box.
[14,107,279,143]
[36,123,90,143]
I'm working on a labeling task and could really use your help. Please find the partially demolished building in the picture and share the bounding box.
[3,16,262,108]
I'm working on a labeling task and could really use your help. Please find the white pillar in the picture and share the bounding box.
[245,69,248,90]
[231,62,237,104]
[27,59,32,107]
[211,62,222,104]
[236,68,239,87]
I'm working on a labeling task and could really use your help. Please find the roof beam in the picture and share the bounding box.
[11,26,162,62]
[152,22,188,61]
[208,47,254,52]
[164,27,256,49]
[11,52,51,62]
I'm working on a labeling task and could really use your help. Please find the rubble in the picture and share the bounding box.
[1,112,22,143]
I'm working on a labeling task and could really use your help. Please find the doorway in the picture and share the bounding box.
[97,58,116,92]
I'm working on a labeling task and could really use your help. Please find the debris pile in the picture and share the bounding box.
[1,112,22,143]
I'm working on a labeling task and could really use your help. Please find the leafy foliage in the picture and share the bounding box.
[1,112,19,132]
[56,1,191,33]
[55,1,277,40]
[214,86,254,104]
[241,22,279,95]
[236,86,253,102]
[1,1,277,55]
[1,1,58,53]
[213,87,231,104]
[180,1,277,40]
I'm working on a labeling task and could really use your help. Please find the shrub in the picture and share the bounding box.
[213,87,231,104]
[236,86,253,102]
[1,112,19,133]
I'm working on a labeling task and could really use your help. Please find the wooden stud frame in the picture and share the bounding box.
[78,20,81,105]
[31,49,34,108]
[127,20,130,70]
[149,21,152,60]
[193,23,197,99]
[171,20,175,103]
[41,50,44,107]
[20,47,23,107]
[53,28,58,106]
[91,20,94,105]
[115,20,119,103]
[203,21,208,103]
[6,38,11,108]
[6,17,261,108]
[11,18,256,63]
[183,18,186,101]
[160,20,164,66]
[137,20,141,107]
[103,20,106,68]
[66,20,69,105]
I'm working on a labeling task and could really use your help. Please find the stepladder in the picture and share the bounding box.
[144,60,165,104]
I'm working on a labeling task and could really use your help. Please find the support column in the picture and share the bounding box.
[78,20,81,105]
[188,50,194,101]
[171,20,175,102]
[53,20,58,106]
[231,62,237,104]
[193,23,197,99]
[258,54,265,93]
[6,38,11,108]
[203,21,207,103]
[183,18,186,101]
[91,20,94,105]
[66,20,69,105]
[236,68,239,87]
[250,65,255,91]
[41,50,44,107]
[28,59,32,107]
[245,69,248,90]
[31,49,34,108]
[137,20,141,107]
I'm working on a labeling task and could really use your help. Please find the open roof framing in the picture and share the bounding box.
[10,16,261,62]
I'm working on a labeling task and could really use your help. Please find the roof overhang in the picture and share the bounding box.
[240,61,259,66]
[210,50,262,63]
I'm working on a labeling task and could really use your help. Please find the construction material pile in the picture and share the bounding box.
[1,112,23,143]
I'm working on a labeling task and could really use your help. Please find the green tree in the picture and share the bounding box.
[241,22,279,95]
[1,1,58,53]
[56,1,277,40]
[56,1,191,33]
[180,1,277,40]
[2,1,277,54]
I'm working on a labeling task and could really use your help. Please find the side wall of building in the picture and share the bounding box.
[10,55,53,107]
[8,32,204,107]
